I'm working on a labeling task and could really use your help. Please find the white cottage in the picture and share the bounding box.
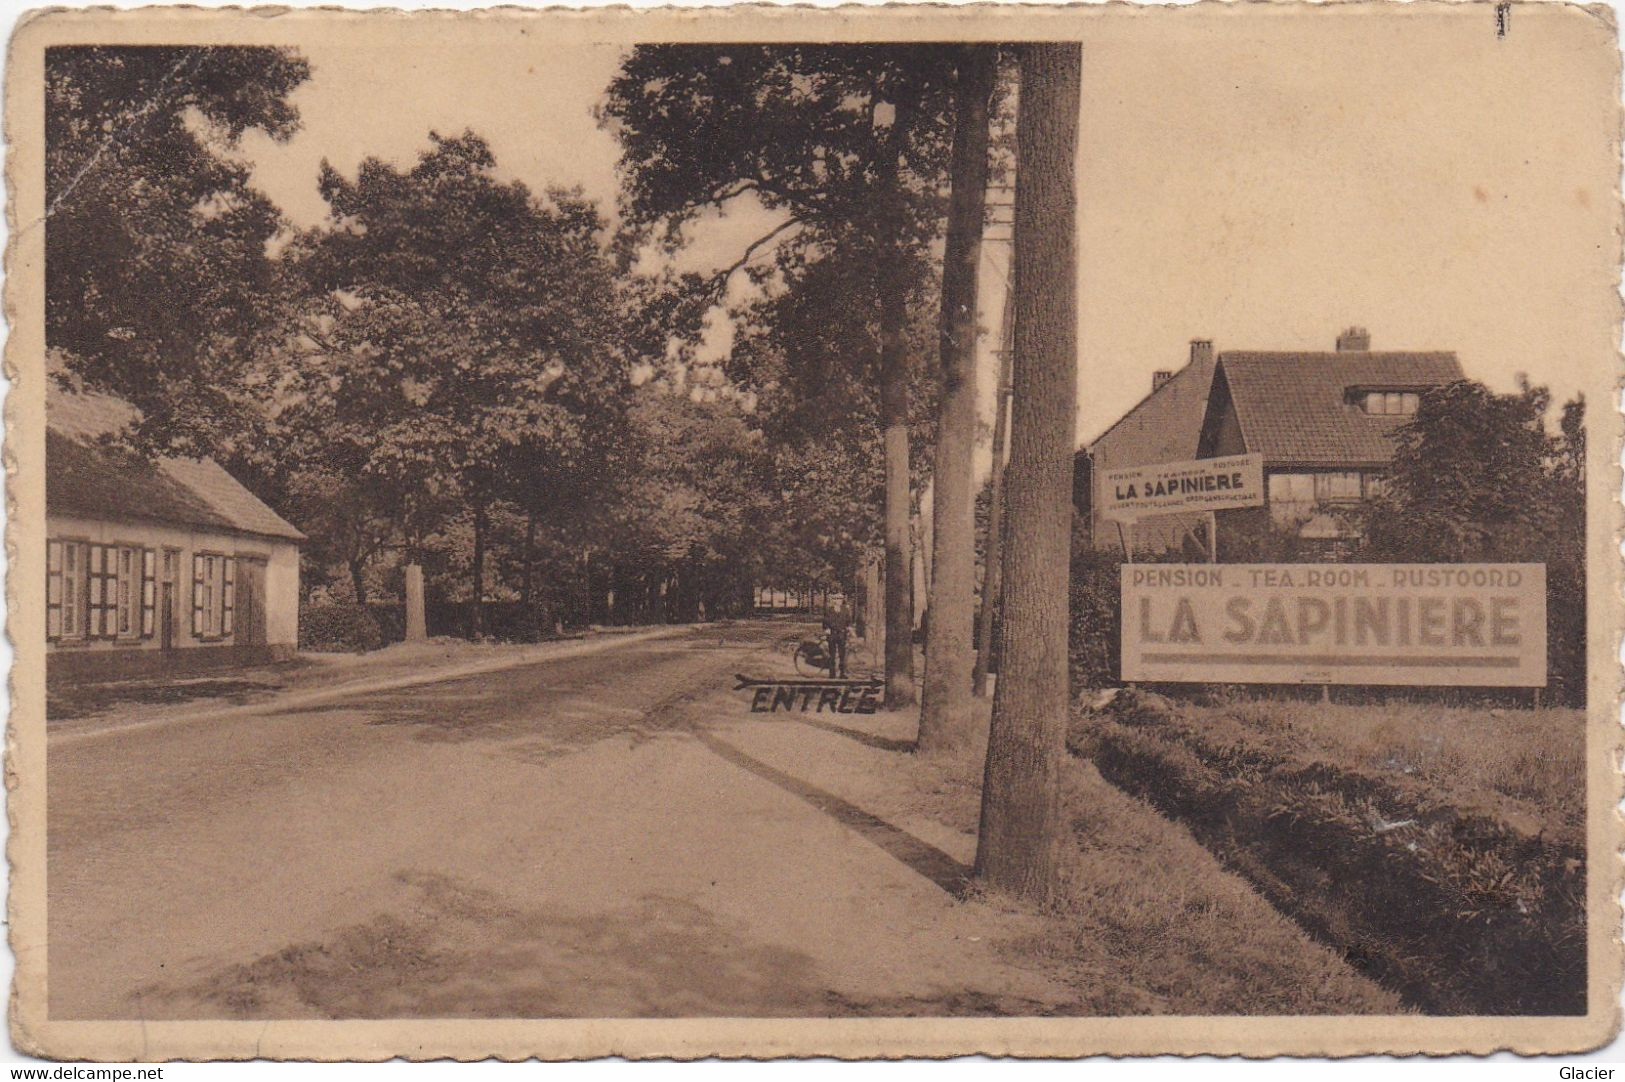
[47,386,304,683]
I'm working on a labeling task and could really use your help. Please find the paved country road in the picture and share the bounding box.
[48,620,1077,1020]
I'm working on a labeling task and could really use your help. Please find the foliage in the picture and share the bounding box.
[265,132,633,621]
[283,131,628,508]
[46,45,310,448]
[1068,547,1124,692]
[602,45,957,261]
[299,600,384,653]
[595,385,771,617]
[726,237,940,590]
[1214,507,1324,563]
[1360,380,1570,561]
[1353,379,1586,704]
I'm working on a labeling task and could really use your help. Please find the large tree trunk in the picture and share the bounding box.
[973,308,1015,697]
[470,501,488,639]
[974,43,1081,901]
[876,98,917,709]
[919,45,998,754]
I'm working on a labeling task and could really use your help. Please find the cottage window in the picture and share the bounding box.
[1314,472,1363,503]
[1270,471,1367,525]
[193,553,235,639]
[59,543,155,642]
[1268,473,1316,525]
[87,544,116,638]
[46,540,88,641]
[1362,391,1420,416]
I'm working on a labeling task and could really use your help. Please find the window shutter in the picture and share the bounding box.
[87,545,99,638]
[90,545,108,639]
[61,543,80,638]
[140,548,156,638]
[102,544,115,639]
[46,540,62,640]
[192,554,205,637]
[223,558,236,637]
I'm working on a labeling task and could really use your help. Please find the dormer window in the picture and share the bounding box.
[1360,390,1420,416]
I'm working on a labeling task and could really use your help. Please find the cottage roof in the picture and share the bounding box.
[47,387,305,542]
[1211,351,1465,468]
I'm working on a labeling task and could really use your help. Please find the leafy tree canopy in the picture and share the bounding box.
[275,131,632,517]
[1360,379,1583,562]
[46,45,310,433]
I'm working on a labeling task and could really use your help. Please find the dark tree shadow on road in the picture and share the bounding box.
[695,733,970,896]
[793,715,916,754]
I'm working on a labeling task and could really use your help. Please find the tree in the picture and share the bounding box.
[1355,379,1587,704]
[595,385,770,624]
[1361,380,1558,560]
[602,45,959,705]
[278,132,629,635]
[46,46,310,445]
[974,43,1081,901]
[918,46,998,754]
[724,227,942,616]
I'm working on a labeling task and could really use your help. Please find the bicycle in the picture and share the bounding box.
[792,632,834,677]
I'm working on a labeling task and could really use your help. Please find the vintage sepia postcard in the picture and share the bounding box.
[5,1,1622,1062]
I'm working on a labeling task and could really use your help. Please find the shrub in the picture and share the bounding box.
[300,600,384,653]
[1068,548,1122,691]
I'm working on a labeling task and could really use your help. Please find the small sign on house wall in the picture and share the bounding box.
[1100,453,1265,522]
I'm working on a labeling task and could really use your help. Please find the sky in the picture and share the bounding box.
[237,5,1618,456]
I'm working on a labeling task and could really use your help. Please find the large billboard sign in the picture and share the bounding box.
[1100,453,1265,522]
[1120,563,1547,687]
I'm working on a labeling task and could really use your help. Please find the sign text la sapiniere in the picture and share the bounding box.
[1120,563,1547,687]
[1100,453,1265,522]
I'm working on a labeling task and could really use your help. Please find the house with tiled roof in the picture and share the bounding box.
[47,382,304,683]
[1194,327,1465,549]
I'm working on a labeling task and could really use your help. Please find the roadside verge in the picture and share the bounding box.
[49,625,706,746]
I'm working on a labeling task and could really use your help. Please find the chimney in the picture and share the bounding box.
[1337,326,1371,352]
[1189,338,1214,370]
[1152,369,1175,392]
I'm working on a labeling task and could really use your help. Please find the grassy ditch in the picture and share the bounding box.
[1069,691,1586,1015]
[872,711,1400,1014]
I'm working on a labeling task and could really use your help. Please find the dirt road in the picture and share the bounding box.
[49,620,1077,1019]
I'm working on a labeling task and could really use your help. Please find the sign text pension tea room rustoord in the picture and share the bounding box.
[1120,563,1546,687]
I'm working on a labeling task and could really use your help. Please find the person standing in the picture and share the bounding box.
[822,600,852,678]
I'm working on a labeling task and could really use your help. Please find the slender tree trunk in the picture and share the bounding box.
[348,553,368,608]
[974,314,1016,697]
[521,509,536,609]
[919,45,997,754]
[470,501,488,639]
[974,43,1081,902]
[877,107,917,709]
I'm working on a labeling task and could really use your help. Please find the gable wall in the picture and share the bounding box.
[1090,364,1216,553]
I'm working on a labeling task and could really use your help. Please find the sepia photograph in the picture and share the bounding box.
[5,1,1622,1062]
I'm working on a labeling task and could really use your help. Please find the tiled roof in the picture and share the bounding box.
[1088,361,1209,459]
[1216,351,1464,468]
[47,387,305,542]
